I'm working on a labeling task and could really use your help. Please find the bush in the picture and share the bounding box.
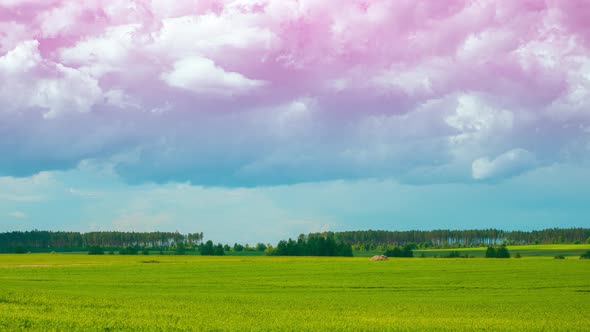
[580,251,590,259]
[88,246,104,255]
[515,252,521,258]
[14,245,27,254]
[384,245,413,258]
[485,245,510,258]
[554,255,565,259]
[119,246,139,255]
[446,251,462,258]
[485,246,496,258]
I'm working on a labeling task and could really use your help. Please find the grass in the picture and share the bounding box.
[0,247,589,331]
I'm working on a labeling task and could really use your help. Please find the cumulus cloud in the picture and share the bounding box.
[161,56,266,96]
[0,40,102,118]
[59,24,141,77]
[0,1,590,186]
[472,149,537,180]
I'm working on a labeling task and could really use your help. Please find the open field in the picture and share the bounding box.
[0,251,589,331]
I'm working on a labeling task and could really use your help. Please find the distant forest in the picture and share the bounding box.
[1,228,589,254]
[0,231,203,253]
[310,228,590,250]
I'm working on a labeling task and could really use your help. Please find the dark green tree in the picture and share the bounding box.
[495,244,510,258]
[174,242,186,255]
[485,246,497,258]
[201,240,214,255]
[214,244,225,256]
[88,245,104,255]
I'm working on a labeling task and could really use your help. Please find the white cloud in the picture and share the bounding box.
[36,2,84,38]
[472,148,536,180]
[59,24,141,77]
[151,14,276,58]
[0,40,102,118]
[446,94,514,133]
[0,21,31,53]
[35,64,102,118]
[161,56,266,96]
[372,59,450,96]
[9,211,27,219]
[104,89,141,110]
[0,40,41,73]
[0,0,57,7]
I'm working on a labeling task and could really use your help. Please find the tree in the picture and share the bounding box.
[201,241,214,256]
[580,251,590,259]
[446,251,461,258]
[256,243,267,251]
[174,242,186,255]
[88,245,104,255]
[214,244,225,256]
[495,244,510,258]
[120,246,139,255]
[384,245,413,258]
[485,246,497,258]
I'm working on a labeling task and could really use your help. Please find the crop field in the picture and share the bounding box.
[0,248,589,331]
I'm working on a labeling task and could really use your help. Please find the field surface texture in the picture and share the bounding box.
[0,251,589,331]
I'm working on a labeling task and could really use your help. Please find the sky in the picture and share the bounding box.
[1,0,589,244]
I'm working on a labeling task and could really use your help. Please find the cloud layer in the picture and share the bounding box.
[1,0,590,186]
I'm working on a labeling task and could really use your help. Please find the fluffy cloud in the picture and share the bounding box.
[0,40,102,118]
[472,149,537,180]
[161,56,266,96]
[0,1,590,187]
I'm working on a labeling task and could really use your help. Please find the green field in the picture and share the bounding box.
[1,247,589,331]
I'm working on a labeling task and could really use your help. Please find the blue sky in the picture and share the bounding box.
[2,1,590,243]
[2,162,589,244]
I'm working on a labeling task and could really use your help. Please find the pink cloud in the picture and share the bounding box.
[0,0,589,185]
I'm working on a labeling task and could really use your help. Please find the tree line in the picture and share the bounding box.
[265,234,353,256]
[311,228,590,249]
[0,230,203,253]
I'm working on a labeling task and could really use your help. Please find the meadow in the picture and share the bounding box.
[0,246,589,331]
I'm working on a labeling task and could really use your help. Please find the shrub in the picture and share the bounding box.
[119,246,139,255]
[515,253,521,258]
[554,255,565,259]
[485,247,496,258]
[88,246,104,255]
[495,245,510,258]
[580,251,590,259]
[446,251,462,258]
[384,245,413,258]
[486,245,510,258]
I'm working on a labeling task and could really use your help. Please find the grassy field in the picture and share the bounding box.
[0,248,589,331]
